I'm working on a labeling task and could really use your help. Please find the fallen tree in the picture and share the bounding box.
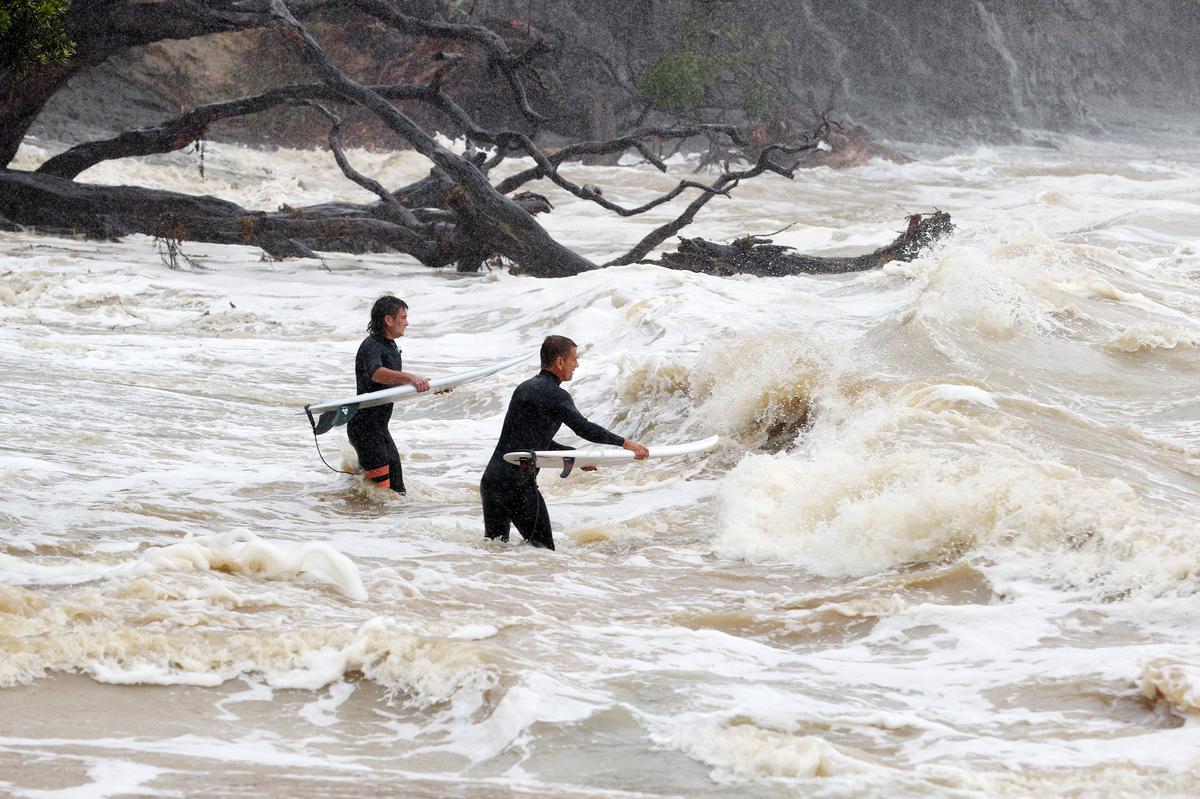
[0,1,953,277]
[655,213,955,277]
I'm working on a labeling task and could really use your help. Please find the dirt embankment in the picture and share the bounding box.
[34,18,475,150]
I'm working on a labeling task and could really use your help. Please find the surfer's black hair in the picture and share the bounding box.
[540,335,577,368]
[368,295,408,336]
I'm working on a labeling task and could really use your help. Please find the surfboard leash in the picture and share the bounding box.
[305,405,356,475]
[310,430,356,475]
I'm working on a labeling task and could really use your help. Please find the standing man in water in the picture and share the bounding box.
[348,295,432,495]
[480,335,648,550]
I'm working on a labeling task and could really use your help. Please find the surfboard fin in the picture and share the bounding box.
[306,403,358,436]
[559,457,575,478]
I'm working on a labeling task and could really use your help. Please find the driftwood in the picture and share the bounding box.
[655,212,955,276]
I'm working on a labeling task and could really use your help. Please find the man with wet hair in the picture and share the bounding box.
[348,295,432,495]
[480,335,648,550]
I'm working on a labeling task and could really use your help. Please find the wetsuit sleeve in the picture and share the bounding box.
[553,391,625,446]
[360,339,385,380]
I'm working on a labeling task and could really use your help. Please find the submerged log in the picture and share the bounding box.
[0,168,558,271]
[654,212,954,276]
[0,168,441,263]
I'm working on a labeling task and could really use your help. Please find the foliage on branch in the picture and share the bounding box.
[634,0,794,119]
[0,0,76,78]
[442,0,475,23]
[636,49,724,111]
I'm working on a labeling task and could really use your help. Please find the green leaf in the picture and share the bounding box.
[0,0,76,78]
[637,49,724,111]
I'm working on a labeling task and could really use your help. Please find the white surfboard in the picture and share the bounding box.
[304,352,532,435]
[503,435,719,477]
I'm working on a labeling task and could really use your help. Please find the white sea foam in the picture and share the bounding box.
[10,759,170,799]
[1,532,366,600]
[0,614,494,702]
[1140,656,1200,714]
[664,722,872,781]
[4,135,1200,797]
[1106,322,1200,353]
[141,531,368,601]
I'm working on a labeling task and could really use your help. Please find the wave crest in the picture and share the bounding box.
[0,617,494,703]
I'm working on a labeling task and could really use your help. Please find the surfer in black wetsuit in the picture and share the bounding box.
[347,295,432,494]
[480,335,648,550]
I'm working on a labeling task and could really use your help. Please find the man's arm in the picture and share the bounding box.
[371,367,431,392]
[554,392,648,459]
[549,437,648,458]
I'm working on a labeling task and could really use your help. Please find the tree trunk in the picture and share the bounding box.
[268,0,597,278]
[0,168,441,263]
[0,62,85,167]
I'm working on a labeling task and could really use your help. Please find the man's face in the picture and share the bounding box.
[557,346,578,381]
[384,308,408,339]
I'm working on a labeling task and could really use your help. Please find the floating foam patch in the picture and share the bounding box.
[0,616,495,703]
[1105,322,1200,353]
[1140,656,1200,714]
[141,530,367,601]
[667,722,871,781]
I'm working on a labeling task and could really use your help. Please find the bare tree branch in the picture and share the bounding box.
[607,142,816,266]
[266,0,593,276]
[305,102,423,229]
[37,83,338,179]
[493,124,745,191]
[351,0,548,124]
[34,75,508,180]
[422,90,747,216]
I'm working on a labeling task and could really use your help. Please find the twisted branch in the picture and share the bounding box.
[607,142,818,266]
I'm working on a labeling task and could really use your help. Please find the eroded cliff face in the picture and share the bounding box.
[30,0,1200,148]
[778,0,1200,139]
[484,0,1200,140]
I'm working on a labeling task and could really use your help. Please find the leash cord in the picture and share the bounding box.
[305,405,356,475]
[312,430,355,474]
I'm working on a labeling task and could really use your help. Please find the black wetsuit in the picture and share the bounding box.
[347,333,406,494]
[481,370,624,549]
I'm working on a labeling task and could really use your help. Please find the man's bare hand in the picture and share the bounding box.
[406,373,431,392]
[622,439,649,460]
